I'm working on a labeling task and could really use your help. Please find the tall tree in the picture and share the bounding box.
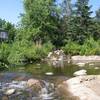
[21,0,58,44]
[73,0,92,44]
[60,0,73,44]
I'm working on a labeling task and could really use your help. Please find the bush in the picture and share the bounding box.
[25,42,54,61]
[0,43,10,63]
[62,41,81,55]
[0,43,10,69]
[63,37,100,55]
[8,40,53,65]
[80,37,100,55]
[7,39,30,65]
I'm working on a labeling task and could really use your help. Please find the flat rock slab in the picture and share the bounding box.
[71,56,100,63]
[64,75,100,100]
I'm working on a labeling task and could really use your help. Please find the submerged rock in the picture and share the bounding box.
[45,72,54,76]
[73,70,87,76]
[76,62,85,67]
[94,67,99,70]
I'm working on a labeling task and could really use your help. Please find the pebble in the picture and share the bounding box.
[4,89,15,95]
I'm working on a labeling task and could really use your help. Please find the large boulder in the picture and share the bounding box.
[61,75,100,100]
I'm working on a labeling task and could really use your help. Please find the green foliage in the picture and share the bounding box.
[0,18,6,28]
[63,37,100,55]
[8,40,53,65]
[25,42,53,61]
[3,22,16,42]
[0,0,100,68]
[80,37,100,55]
[21,0,61,45]
[96,8,100,21]
[63,41,81,55]
[0,43,10,63]
[7,40,30,65]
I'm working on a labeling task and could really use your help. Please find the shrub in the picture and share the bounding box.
[80,37,100,55]
[63,37,100,55]
[0,43,10,63]
[8,40,53,65]
[25,41,54,61]
[62,41,81,55]
[7,40,30,65]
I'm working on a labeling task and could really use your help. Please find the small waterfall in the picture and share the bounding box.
[39,80,55,100]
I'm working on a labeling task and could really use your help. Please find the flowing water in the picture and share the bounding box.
[0,62,100,100]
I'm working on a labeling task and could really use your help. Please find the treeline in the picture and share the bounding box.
[0,0,100,66]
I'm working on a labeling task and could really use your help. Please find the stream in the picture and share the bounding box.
[0,62,100,100]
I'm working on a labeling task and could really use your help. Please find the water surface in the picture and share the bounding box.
[0,62,100,100]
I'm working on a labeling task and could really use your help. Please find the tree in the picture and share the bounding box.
[96,8,100,21]
[0,18,6,28]
[60,0,73,43]
[0,18,16,42]
[3,22,16,42]
[73,0,92,44]
[21,0,58,44]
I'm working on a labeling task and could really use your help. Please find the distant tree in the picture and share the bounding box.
[0,18,16,42]
[0,18,6,28]
[96,8,100,21]
[58,0,73,45]
[3,22,16,42]
[73,0,93,44]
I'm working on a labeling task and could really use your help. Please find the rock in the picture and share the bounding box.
[27,79,41,88]
[76,62,85,67]
[52,57,57,61]
[2,96,9,100]
[47,50,67,67]
[73,70,87,76]
[4,89,15,95]
[45,72,54,76]
[47,52,52,58]
[71,56,100,64]
[37,63,40,66]
[64,75,100,100]
[94,67,99,69]
[89,63,94,66]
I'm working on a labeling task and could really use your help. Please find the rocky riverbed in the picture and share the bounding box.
[0,72,60,100]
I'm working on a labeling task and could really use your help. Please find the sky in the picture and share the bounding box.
[0,0,100,25]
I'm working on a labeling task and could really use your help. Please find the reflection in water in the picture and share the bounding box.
[7,62,100,77]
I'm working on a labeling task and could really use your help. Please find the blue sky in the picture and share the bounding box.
[0,0,23,24]
[0,0,100,24]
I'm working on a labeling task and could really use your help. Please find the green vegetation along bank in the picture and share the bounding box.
[0,0,100,68]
